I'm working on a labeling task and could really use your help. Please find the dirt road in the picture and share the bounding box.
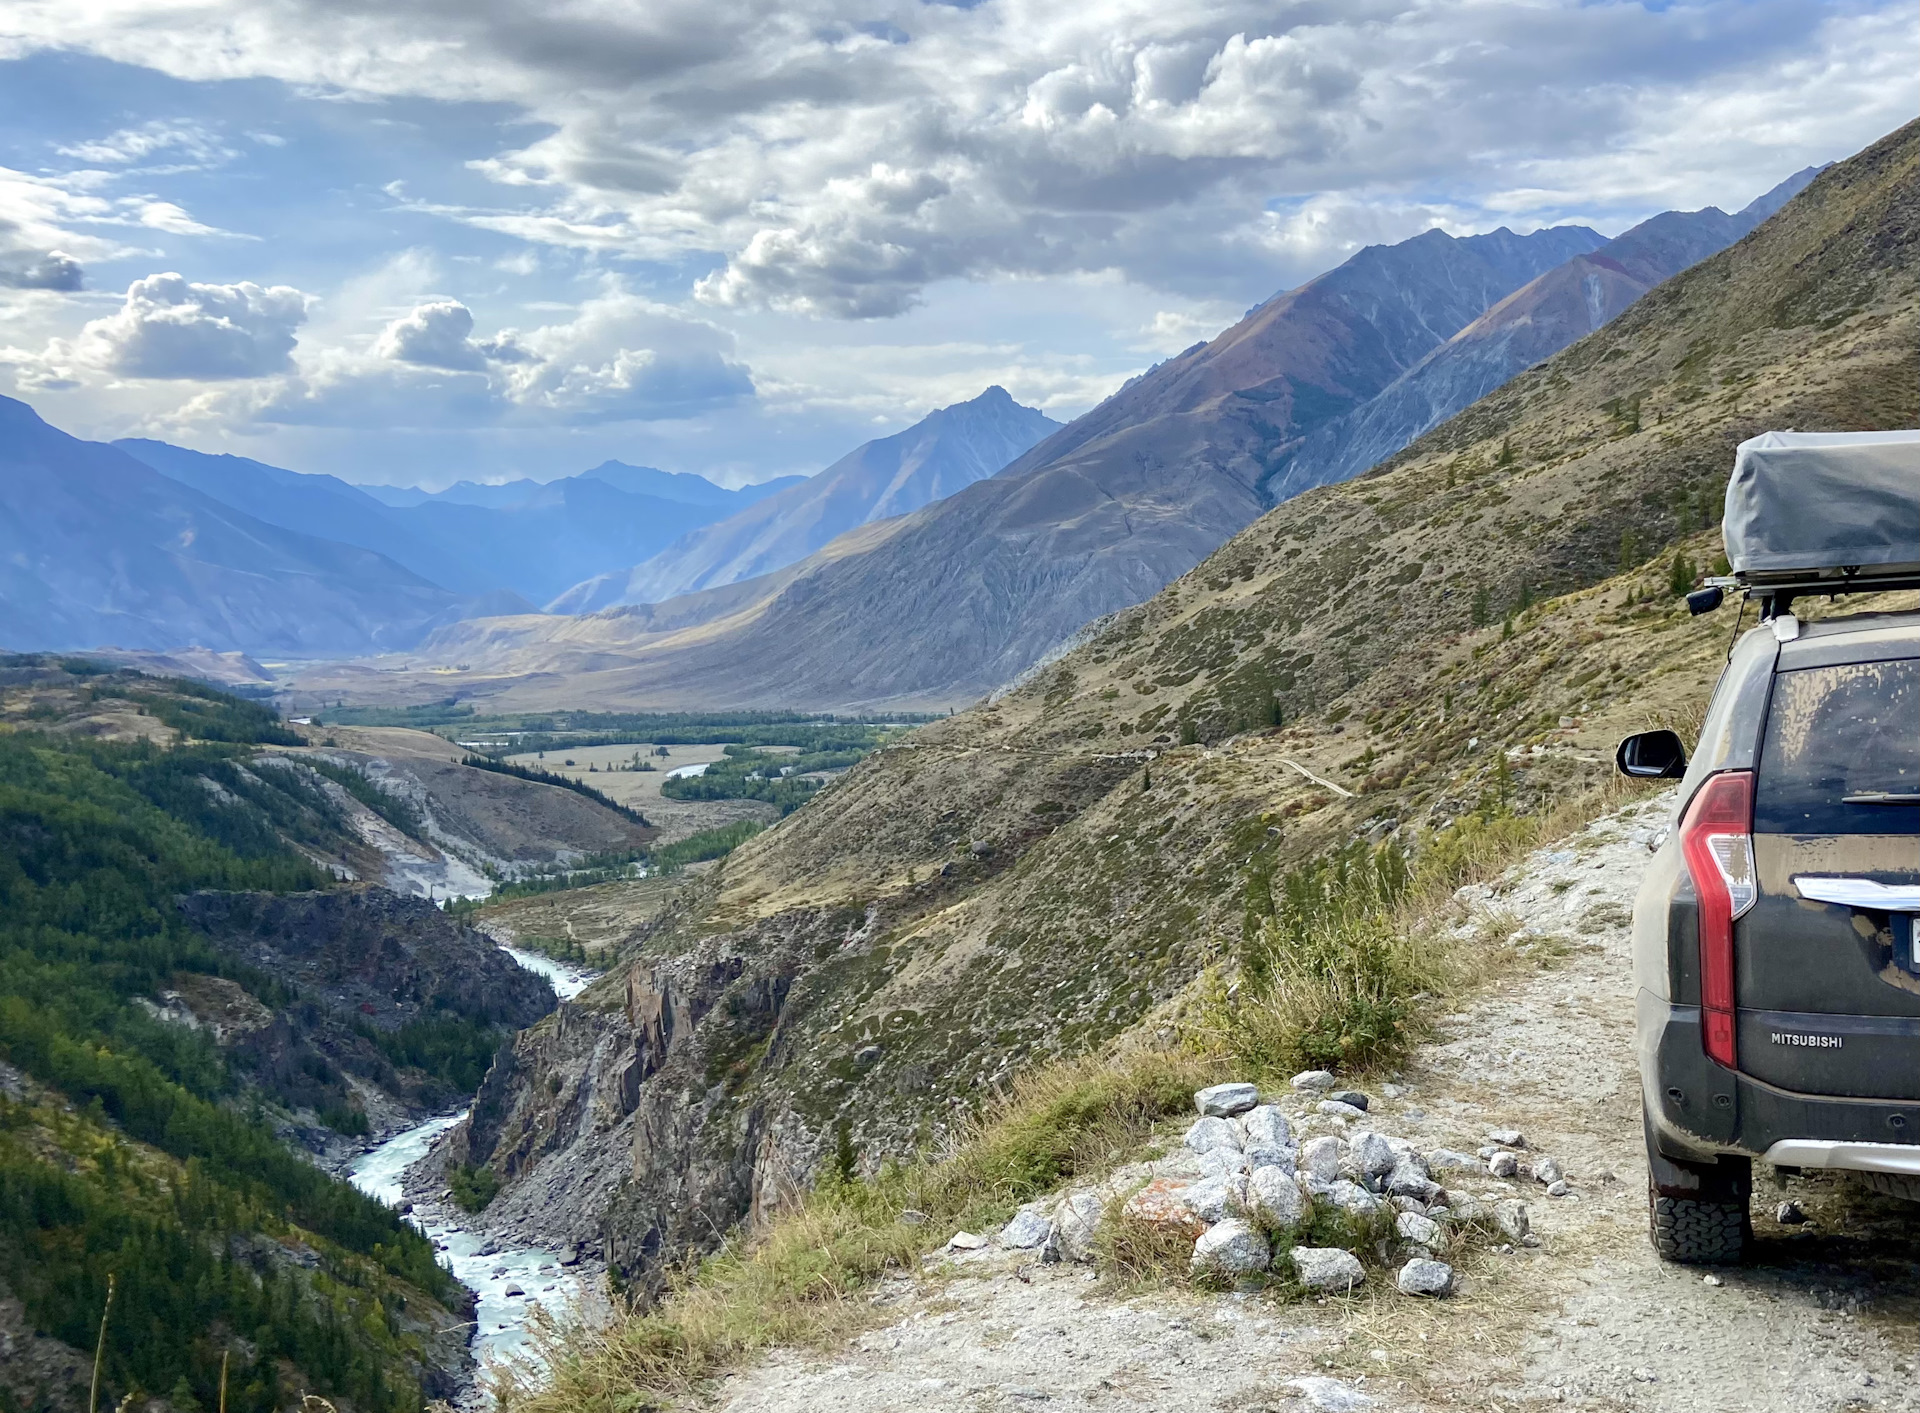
[702,795,1920,1412]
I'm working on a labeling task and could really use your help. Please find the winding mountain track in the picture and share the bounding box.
[704,795,1920,1412]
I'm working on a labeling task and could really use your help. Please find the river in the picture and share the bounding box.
[346,943,600,1371]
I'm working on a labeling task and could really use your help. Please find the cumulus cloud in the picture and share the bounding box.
[1,0,1909,324]
[213,284,751,429]
[0,219,82,290]
[375,299,533,371]
[66,273,311,379]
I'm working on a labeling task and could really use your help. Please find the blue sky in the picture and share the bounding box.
[0,1,1909,489]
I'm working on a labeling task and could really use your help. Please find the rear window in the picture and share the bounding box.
[1754,658,1920,834]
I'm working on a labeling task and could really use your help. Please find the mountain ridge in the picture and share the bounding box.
[553,386,1061,611]
[0,397,521,656]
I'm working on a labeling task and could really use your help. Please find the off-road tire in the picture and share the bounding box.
[1858,1171,1920,1204]
[1649,1187,1748,1264]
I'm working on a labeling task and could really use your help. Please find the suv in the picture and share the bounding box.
[1618,608,1920,1263]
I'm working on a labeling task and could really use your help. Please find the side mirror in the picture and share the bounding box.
[1616,729,1688,780]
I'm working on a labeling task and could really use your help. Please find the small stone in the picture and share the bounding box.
[1546,1179,1572,1198]
[1122,1178,1206,1236]
[1243,1104,1293,1149]
[1532,1157,1564,1185]
[1427,1148,1480,1172]
[503,1285,524,1298]
[1492,1199,1531,1242]
[1776,1200,1807,1225]
[1348,1131,1397,1179]
[1487,1150,1520,1178]
[1290,1246,1366,1292]
[948,1230,990,1251]
[1246,1144,1297,1173]
[1395,1211,1442,1248]
[1194,1081,1260,1117]
[1382,1083,1407,1099]
[1387,1156,1437,1200]
[1191,1218,1271,1277]
[1301,1135,1344,1183]
[1328,1180,1382,1217]
[1249,1165,1307,1227]
[1396,1258,1454,1297]
[969,839,993,856]
[1702,1273,1723,1287]
[1486,1127,1526,1148]
[1328,1089,1370,1111]
[1054,1190,1105,1262]
[1183,1115,1243,1154]
[899,1208,929,1226]
[853,1044,883,1068]
[1631,1368,1657,1383]
[1181,1173,1248,1225]
[1316,1100,1367,1120]
[1198,1146,1252,1179]
[1283,1377,1373,1411]
[1000,1204,1055,1249]
[1291,1069,1338,1093]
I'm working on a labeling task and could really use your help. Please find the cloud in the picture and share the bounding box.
[0,218,82,290]
[68,273,311,379]
[208,283,752,429]
[1,0,1909,329]
[57,119,233,169]
[376,299,533,370]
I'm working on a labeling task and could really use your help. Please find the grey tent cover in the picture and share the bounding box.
[1724,429,1920,577]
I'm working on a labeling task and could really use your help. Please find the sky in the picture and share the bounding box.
[0,2,1909,490]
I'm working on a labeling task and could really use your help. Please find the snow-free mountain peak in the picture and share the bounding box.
[550,385,1061,612]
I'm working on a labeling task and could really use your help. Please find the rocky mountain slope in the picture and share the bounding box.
[0,399,520,655]
[434,120,1919,1295]
[1274,166,1823,493]
[553,386,1061,611]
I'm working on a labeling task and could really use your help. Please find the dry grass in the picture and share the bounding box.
[496,1049,1220,1412]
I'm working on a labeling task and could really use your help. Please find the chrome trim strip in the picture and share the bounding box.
[1792,876,1920,911]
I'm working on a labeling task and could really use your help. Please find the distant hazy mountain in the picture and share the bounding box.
[115,442,791,605]
[1,398,518,655]
[1267,166,1826,493]
[357,461,801,511]
[553,386,1061,611]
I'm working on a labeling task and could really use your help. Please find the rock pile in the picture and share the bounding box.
[967,1074,1569,1300]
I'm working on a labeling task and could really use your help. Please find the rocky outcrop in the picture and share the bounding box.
[177,887,556,1126]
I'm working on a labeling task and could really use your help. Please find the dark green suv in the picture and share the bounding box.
[1618,608,1920,1262]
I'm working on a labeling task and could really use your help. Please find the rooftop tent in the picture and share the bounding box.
[1723,429,1920,584]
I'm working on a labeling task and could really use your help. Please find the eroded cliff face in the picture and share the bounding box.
[178,886,556,1134]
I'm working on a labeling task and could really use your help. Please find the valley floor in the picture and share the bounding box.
[698,796,1920,1413]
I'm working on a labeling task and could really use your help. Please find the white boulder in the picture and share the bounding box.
[1194,1082,1260,1117]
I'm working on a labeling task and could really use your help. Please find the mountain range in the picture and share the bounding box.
[331,164,1822,712]
[114,441,800,606]
[555,386,1061,611]
[0,397,516,656]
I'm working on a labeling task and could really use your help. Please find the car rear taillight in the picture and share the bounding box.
[1678,770,1757,1069]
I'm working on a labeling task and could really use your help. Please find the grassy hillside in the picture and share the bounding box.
[0,659,480,1412]
[460,120,1920,1311]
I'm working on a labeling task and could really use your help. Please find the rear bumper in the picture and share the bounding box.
[1638,989,1920,1163]
[1763,1140,1920,1178]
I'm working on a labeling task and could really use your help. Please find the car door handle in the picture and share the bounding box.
[1794,876,1920,911]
